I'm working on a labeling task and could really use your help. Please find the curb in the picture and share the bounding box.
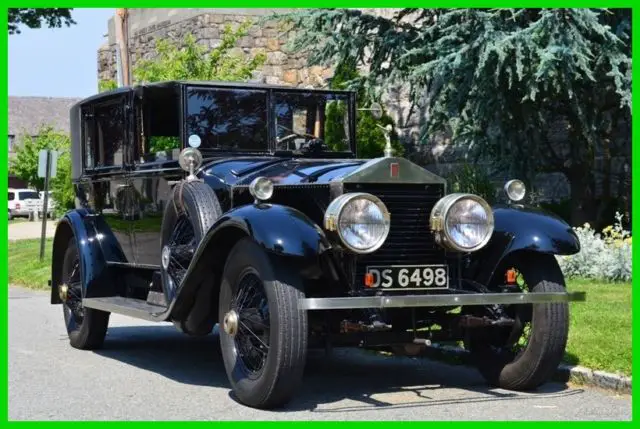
[424,344,631,395]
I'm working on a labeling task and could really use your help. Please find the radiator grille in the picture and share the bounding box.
[343,183,446,289]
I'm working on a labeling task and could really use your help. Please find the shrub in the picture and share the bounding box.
[445,163,497,205]
[556,212,632,282]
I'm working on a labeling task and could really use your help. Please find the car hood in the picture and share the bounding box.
[201,157,367,186]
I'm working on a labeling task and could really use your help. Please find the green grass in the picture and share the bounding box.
[8,238,53,289]
[564,279,631,376]
[7,239,632,375]
[8,217,29,224]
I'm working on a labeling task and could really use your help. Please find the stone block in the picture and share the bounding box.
[202,27,219,39]
[255,38,267,48]
[238,36,254,48]
[283,70,298,84]
[266,51,287,65]
[263,28,279,38]
[266,38,280,51]
[248,26,263,37]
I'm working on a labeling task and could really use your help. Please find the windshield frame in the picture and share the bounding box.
[181,83,356,158]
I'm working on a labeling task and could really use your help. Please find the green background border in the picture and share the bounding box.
[1,2,637,424]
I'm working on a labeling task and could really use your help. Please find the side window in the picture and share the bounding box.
[135,89,181,163]
[8,192,15,200]
[82,110,95,169]
[94,101,126,167]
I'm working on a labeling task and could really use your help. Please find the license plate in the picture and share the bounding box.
[365,265,449,290]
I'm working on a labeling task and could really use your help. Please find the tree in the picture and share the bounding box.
[134,21,265,83]
[9,126,70,191]
[50,150,75,216]
[280,8,631,225]
[325,62,404,158]
[9,8,75,34]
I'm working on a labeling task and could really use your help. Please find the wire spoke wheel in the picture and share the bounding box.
[166,214,196,286]
[62,250,85,331]
[231,270,270,379]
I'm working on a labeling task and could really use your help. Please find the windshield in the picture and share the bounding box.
[185,87,268,152]
[184,86,353,154]
[274,91,352,153]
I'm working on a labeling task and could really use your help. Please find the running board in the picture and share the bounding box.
[298,291,586,310]
[83,297,169,322]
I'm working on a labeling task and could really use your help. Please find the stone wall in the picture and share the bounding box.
[98,8,333,89]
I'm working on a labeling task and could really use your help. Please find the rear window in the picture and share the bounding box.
[18,191,39,200]
[8,192,14,200]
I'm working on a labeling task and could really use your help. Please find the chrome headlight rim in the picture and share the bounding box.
[430,193,494,252]
[324,192,391,254]
[504,179,526,202]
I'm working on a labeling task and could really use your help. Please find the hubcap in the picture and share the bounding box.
[161,245,171,270]
[59,283,68,302]
[223,310,239,336]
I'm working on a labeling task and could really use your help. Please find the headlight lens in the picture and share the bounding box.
[504,179,526,202]
[430,193,494,252]
[324,193,390,253]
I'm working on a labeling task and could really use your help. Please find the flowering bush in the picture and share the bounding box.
[556,212,632,282]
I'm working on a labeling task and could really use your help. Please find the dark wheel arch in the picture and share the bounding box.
[160,180,223,335]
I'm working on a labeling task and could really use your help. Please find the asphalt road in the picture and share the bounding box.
[9,287,632,421]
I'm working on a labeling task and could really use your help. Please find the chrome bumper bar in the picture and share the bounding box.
[298,292,586,310]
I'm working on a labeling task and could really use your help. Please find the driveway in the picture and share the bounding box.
[8,287,631,421]
[8,220,57,241]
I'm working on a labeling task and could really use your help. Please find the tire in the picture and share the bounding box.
[8,210,12,220]
[160,181,222,300]
[466,253,569,391]
[61,237,110,350]
[218,237,308,409]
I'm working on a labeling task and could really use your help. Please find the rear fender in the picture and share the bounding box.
[466,204,580,286]
[50,209,126,304]
[171,203,331,320]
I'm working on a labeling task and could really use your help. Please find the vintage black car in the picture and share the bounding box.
[50,80,585,409]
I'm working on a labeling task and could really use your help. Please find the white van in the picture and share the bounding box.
[8,188,40,220]
[38,191,57,218]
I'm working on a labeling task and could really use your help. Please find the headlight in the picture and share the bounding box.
[324,193,391,253]
[504,179,526,202]
[430,193,494,252]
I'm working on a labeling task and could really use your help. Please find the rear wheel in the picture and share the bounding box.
[465,253,569,390]
[219,238,308,409]
[61,238,110,350]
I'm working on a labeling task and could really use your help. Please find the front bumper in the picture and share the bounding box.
[298,291,586,310]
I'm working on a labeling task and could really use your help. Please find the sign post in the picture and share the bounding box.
[38,149,58,261]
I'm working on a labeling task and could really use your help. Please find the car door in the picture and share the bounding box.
[128,85,183,267]
[79,96,136,263]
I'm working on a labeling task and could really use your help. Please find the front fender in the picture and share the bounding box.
[51,209,126,304]
[170,203,331,318]
[209,203,331,258]
[467,204,580,285]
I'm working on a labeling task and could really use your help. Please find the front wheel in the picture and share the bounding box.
[465,253,569,391]
[218,238,308,409]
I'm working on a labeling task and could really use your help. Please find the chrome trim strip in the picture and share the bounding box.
[298,292,586,310]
